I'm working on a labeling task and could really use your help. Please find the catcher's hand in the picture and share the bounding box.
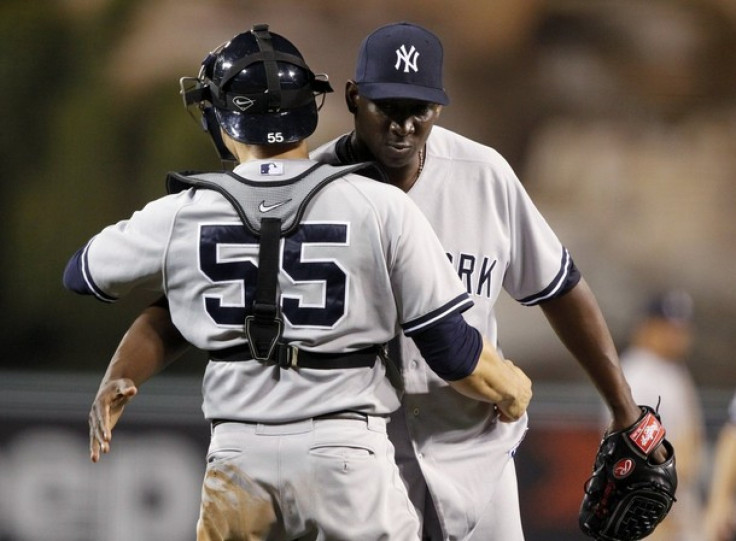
[579,405,677,541]
[88,378,138,463]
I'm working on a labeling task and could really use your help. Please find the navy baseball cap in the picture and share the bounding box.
[354,22,450,105]
[646,290,694,324]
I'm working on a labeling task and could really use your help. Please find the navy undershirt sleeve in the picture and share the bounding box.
[151,295,169,309]
[411,312,483,381]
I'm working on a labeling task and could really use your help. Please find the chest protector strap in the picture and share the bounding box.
[166,162,377,369]
[245,216,283,363]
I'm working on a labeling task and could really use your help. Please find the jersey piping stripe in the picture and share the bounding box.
[81,241,117,303]
[518,247,572,306]
[402,293,473,336]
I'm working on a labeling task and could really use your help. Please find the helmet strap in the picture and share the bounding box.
[251,24,282,111]
[202,107,236,163]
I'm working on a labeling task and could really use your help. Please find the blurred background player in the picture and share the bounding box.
[71,23,533,541]
[705,391,736,541]
[612,289,705,541]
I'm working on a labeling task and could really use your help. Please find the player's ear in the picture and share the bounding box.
[345,80,359,115]
[220,128,239,160]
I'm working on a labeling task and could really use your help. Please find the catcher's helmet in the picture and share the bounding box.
[181,24,332,161]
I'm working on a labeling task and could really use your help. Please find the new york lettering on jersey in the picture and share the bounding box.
[447,251,498,299]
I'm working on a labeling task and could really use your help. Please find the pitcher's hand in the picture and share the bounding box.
[88,378,137,463]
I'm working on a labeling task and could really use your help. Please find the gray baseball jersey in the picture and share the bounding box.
[312,125,578,540]
[69,159,472,423]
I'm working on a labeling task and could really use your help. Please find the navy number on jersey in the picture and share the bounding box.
[199,223,348,328]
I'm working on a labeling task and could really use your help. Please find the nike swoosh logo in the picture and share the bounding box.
[258,199,291,212]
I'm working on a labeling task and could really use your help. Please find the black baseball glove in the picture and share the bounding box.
[579,405,677,541]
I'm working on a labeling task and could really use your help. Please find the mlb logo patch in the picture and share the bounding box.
[260,162,284,175]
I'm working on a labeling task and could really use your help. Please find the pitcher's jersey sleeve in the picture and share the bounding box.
[729,392,736,425]
[412,127,578,311]
[496,153,579,305]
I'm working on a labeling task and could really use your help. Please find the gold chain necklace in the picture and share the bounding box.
[416,147,425,180]
[409,147,425,189]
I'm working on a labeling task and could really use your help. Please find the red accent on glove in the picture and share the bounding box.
[629,412,666,455]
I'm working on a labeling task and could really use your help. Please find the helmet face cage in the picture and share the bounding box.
[179,24,332,160]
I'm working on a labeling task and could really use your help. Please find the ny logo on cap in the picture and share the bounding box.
[394,44,419,73]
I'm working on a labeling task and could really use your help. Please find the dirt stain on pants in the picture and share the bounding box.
[196,462,279,541]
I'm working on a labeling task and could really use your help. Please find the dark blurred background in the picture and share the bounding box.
[1,1,735,539]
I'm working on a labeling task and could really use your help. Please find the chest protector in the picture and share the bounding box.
[166,162,379,369]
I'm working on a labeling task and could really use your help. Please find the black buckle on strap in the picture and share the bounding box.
[244,312,283,362]
[276,344,298,368]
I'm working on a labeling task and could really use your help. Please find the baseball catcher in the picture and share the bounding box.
[579,404,677,540]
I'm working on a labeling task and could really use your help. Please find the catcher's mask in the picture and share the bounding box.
[180,24,333,162]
